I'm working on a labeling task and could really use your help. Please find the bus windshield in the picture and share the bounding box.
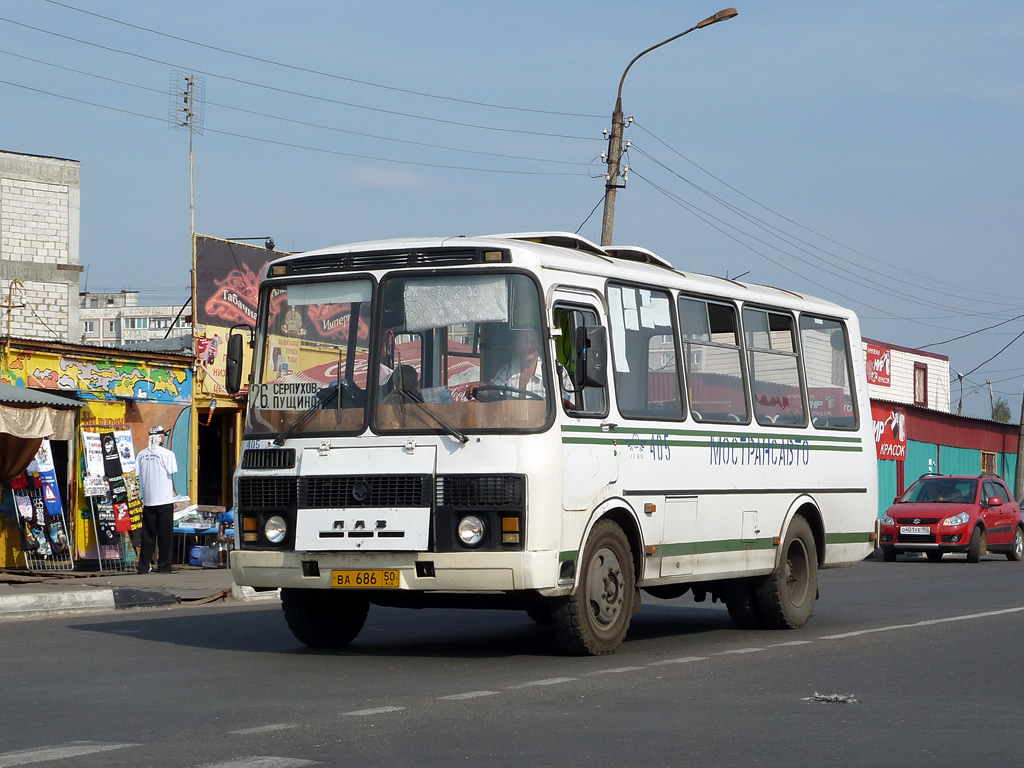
[374,272,550,433]
[247,278,373,437]
[246,272,551,437]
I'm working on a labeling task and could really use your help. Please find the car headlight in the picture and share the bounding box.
[264,515,287,543]
[881,513,895,526]
[942,512,970,526]
[457,514,486,547]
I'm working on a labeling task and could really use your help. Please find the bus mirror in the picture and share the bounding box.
[573,325,608,388]
[225,333,245,394]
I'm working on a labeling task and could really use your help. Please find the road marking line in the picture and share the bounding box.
[341,706,404,716]
[510,677,577,689]
[769,640,814,647]
[228,724,299,735]
[438,691,498,700]
[0,742,139,766]
[819,606,1024,640]
[650,656,707,665]
[585,666,646,675]
[713,648,763,655]
[199,759,318,768]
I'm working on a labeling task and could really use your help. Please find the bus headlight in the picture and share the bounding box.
[457,515,486,547]
[264,515,288,544]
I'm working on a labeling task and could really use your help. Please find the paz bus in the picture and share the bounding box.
[225,232,878,655]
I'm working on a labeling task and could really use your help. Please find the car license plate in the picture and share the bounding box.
[331,569,400,588]
[900,525,931,535]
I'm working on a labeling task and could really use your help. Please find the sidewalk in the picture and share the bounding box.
[0,565,279,621]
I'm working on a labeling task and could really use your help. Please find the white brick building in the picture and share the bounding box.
[0,150,81,342]
[79,290,191,346]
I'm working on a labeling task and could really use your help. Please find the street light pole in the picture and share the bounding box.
[599,7,738,247]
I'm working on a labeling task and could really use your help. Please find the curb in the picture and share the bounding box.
[0,589,116,620]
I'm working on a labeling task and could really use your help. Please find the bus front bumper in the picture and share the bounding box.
[230,549,569,596]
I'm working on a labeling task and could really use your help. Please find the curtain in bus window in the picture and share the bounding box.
[799,315,857,429]
[743,308,806,427]
[679,297,748,424]
[607,285,682,419]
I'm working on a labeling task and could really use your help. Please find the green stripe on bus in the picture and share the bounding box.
[657,538,776,557]
[560,424,863,444]
[558,550,578,562]
[825,531,875,544]
[561,436,862,452]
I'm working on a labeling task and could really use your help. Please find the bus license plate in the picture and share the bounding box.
[331,569,400,588]
[900,526,930,535]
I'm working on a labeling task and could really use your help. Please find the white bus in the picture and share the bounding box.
[226,232,878,655]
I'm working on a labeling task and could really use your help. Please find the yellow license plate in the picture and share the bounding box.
[331,569,400,589]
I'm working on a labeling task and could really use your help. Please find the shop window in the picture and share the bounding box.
[914,362,928,407]
[981,451,997,476]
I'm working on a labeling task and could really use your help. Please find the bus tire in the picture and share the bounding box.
[281,588,370,648]
[525,601,553,625]
[755,515,817,629]
[552,520,635,656]
[725,578,764,629]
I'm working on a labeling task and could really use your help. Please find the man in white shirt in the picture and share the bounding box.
[136,425,178,574]
[491,327,547,397]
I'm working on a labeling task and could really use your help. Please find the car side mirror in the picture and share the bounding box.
[573,325,607,389]
[987,496,1003,507]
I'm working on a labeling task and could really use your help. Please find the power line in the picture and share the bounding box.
[0,79,589,176]
[920,313,1024,349]
[0,15,603,142]
[632,120,1024,304]
[41,0,604,119]
[0,48,591,167]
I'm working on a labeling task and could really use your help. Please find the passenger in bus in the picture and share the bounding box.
[490,327,547,397]
[381,364,421,405]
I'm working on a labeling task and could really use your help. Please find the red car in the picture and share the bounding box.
[880,474,1024,563]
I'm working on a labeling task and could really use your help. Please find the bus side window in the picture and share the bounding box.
[799,315,858,430]
[554,305,606,416]
[679,296,749,424]
[606,285,683,421]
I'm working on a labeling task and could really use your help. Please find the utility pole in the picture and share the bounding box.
[987,380,994,419]
[599,8,738,247]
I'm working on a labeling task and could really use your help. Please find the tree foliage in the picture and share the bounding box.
[992,397,1012,423]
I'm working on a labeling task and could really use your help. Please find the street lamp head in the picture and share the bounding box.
[697,7,738,29]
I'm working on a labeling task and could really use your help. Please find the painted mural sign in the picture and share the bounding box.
[866,343,891,387]
[872,402,906,460]
[1,350,191,403]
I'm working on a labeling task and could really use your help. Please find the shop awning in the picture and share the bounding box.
[0,382,82,440]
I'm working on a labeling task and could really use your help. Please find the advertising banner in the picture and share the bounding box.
[866,343,891,387]
[872,402,906,460]
[194,235,287,395]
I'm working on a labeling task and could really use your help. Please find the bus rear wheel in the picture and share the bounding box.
[726,578,764,629]
[755,515,817,629]
[553,520,635,656]
[281,588,370,648]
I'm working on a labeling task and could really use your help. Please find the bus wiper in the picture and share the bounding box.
[272,384,338,446]
[394,389,468,444]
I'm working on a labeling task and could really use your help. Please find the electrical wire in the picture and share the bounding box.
[0,15,603,142]
[41,0,604,119]
[632,120,1024,303]
[0,48,592,167]
[575,194,606,235]
[0,79,590,176]
[920,313,1024,349]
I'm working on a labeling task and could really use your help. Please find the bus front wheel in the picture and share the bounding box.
[553,520,636,656]
[281,588,370,648]
[755,515,817,629]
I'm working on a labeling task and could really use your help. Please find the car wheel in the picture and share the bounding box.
[926,551,943,562]
[882,548,897,562]
[966,527,986,563]
[1007,527,1024,562]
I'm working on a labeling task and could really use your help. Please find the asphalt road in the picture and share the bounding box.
[2,551,1022,768]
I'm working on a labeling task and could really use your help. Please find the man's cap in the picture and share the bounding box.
[149,425,165,436]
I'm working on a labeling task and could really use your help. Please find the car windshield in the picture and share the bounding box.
[899,478,977,504]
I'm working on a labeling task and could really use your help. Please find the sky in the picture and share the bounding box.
[2,0,1022,419]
